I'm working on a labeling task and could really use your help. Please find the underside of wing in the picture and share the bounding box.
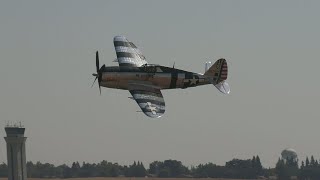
[129,85,165,118]
[114,36,148,67]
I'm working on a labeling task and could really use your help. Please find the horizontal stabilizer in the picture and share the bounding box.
[214,81,230,94]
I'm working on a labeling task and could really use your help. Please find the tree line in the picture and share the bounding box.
[0,155,320,179]
[275,156,320,180]
[0,156,263,179]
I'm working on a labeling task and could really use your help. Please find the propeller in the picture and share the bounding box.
[92,51,104,95]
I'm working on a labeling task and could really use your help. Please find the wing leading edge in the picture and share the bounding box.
[129,84,165,118]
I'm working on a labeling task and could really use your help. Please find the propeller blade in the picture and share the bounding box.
[96,51,99,73]
[97,64,105,95]
[93,51,103,95]
[91,77,98,88]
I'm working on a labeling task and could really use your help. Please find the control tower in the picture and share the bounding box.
[4,123,27,180]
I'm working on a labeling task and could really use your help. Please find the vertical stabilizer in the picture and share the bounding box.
[204,59,230,94]
[204,58,228,84]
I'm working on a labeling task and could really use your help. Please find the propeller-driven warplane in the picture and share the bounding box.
[92,36,230,118]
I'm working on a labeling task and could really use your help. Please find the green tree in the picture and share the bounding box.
[71,161,81,177]
[226,158,252,169]
[255,155,263,175]
[26,161,35,178]
[251,156,256,168]
[301,161,305,169]
[310,156,315,167]
[299,156,320,180]
[225,159,257,179]
[192,163,227,178]
[158,168,170,177]
[0,163,8,177]
[79,162,97,177]
[125,161,146,177]
[163,159,188,177]
[275,158,290,180]
[58,164,72,178]
[54,165,64,178]
[149,161,163,175]
[306,157,310,167]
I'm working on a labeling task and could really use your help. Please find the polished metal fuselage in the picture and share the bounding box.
[99,65,212,90]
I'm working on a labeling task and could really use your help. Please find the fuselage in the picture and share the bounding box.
[99,64,212,90]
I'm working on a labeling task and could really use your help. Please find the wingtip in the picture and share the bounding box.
[114,35,127,42]
[144,111,165,118]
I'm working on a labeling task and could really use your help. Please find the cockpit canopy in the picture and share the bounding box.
[140,64,160,73]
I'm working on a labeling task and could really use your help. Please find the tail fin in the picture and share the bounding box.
[204,58,230,94]
[204,58,228,83]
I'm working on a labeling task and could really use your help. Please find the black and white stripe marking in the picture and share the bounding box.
[130,89,165,118]
[114,36,147,67]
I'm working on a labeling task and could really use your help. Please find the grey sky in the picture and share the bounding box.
[0,0,319,168]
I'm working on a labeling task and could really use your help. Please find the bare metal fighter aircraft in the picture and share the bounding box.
[92,36,230,118]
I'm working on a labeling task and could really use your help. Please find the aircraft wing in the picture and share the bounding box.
[128,83,165,118]
[113,36,148,67]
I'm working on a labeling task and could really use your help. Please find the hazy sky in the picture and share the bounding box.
[1,0,320,168]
